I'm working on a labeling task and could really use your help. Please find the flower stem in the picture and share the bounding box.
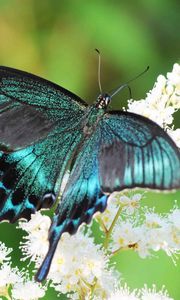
[80,277,98,300]
[103,204,124,249]
[110,243,138,258]
[96,215,108,233]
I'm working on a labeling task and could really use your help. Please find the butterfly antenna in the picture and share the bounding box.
[110,66,149,98]
[95,49,103,94]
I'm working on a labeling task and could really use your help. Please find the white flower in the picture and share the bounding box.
[108,284,139,300]
[11,280,46,300]
[98,193,119,229]
[19,212,50,262]
[119,193,142,214]
[111,220,141,251]
[19,211,51,235]
[168,208,180,228]
[106,284,174,300]
[0,263,22,290]
[140,284,173,300]
[0,242,12,264]
[108,204,180,260]
[167,128,180,148]
[98,192,143,231]
[20,212,119,298]
[0,261,46,300]
[127,63,180,128]
[167,63,180,99]
[144,227,167,252]
[143,209,180,256]
[144,212,166,228]
[97,268,120,298]
[135,239,151,259]
[163,209,180,251]
[49,230,118,297]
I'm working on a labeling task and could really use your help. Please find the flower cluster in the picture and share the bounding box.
[18,202,179,300]
[0,242,45,300]
[98,192,142,230]
[105,284,173,300]
[97,193,180,261]
[127,63,180,146]
[19,212,119,299]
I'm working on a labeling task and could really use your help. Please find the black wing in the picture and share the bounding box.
[0,128,82,223]
[36,126,108,281]
[0,66,87,152]
[99,111,180,192]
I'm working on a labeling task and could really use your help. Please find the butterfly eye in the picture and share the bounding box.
[97,93,111,109]
[104,94,111,106]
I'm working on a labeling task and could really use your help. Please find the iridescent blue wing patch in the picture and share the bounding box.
[0,66,87,152]
[0,129,82,223]
[36,127,108,281]
[0,66,87,222]
[99,111,180,192]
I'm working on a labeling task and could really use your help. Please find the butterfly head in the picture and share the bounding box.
[96,93,111,109]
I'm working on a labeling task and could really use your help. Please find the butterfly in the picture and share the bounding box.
[0,66,179,282]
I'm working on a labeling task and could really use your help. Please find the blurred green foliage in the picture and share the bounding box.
[0,0,179,299]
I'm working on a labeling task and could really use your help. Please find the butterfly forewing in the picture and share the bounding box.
[0,66,87,151]
[99,111,180,192]
[0,66,87,222]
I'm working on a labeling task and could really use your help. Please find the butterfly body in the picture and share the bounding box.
[0,66,179,281]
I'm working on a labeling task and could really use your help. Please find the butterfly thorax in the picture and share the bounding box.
[82,103,106,136]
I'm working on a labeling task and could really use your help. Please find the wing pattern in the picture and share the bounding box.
[99,111,180,192]
[36,127,108,281]
[0,66,86,151]
[0,129,82,223]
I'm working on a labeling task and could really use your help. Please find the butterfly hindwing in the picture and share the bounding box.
[0,66,87,151]
[54,128,108,230]
[36,127,108,281]
[0,127,82,223]
[99,111,180,192]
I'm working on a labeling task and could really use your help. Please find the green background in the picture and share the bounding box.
[0,1,179,299]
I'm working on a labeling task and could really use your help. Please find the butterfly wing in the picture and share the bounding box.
[99,111,180,192]
[35,109,180,282]
[0,128,82,223]
[0,66,87,152]
[0,66,87,222]
[36,126,108,281]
